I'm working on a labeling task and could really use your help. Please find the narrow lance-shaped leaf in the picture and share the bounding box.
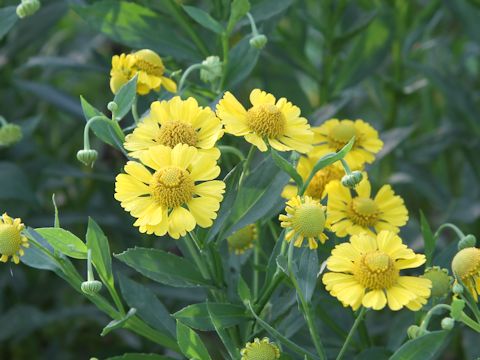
[176,321,212,360]
[35,228,87,259]
[86,217,113,285]
[389,330,450,360]
[113,74,138,121]
[226,0,250,34]
[101,308,137,336]
[271,149,303,189]
[183,6,223,34]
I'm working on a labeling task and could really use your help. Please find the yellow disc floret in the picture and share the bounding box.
[240,338,280,360]
[227,224,257,254]
[279,196,328,249]
[246,104,286,138]
[0,213,29,264]
[354,251,399,289]
[348,197,380,228]
[451,247,480,301]
[328,122,357,150]
[151,167,195,208]
[157,121,198,148]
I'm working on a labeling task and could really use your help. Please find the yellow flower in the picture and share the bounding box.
[110,49,177,95]
[311,119,383,169]
[114,144,225,239]
[124,96,223,159]
[323,231,431,311]
[325,173,408,237]
[279,196,328,250]
[240,337,280,360]
[0,213,29,264]
[451,247,480,301]
[227,224,257,254]
[216,89,313,153]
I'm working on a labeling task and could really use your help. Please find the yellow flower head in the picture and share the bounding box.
[279,196,328,250]
[451,247,480,301]
[110,49,177,95]
[124,96,223,159]
[0,213,29,264]
[325,173,408,237]
[240,337,280,360]
[114,144,225,239]
[227,224,257,254]
[323,231,431,311]
[311,119,383,169]
[216,89,313,153]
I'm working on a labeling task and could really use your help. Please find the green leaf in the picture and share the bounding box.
[248,0,294,23]
[0,6,17,40]
[174,303,248,331]
[51,194,60,228]
[86,218,113,285]
[106,354,175,360]
[227,0,250,34]
[106,354,176,360]
[237,275,252,303]
[0,162,34,203]
[205,302,240,359]
[334,10,378,48]
[389,331,450,360]
[113,75,137,121]
[271,149,303,189]
[22,228,61,272]
[115,247,212,288]
[35,228,87,259]
[176,321,212,360]
[355,347,391,360]
[225,36,260,88]
[101,308,137,336]
[183,6,223,34]
[206,162,244,242]
[118,274,176,338]
[293,247,319,303]
[420,210,436,267]
[73,1,199,61]
[80,96,125,150]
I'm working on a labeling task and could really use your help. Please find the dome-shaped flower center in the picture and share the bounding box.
[422,267,451,297]
[0,224,22,256]
[134,50,165,77]
[354,250,399,289]
[305,166,343,199]
[151,166,194,208]
[291,204,326,237]
[228,224,256,252]
[246,104,285,138]
[348,197,380,227]
[157,121,198,148]
[328,122,356,150]
[243,342,279,360]
[452,247,480,280]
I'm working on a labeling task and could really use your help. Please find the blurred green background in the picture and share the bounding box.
[0,0,479,359]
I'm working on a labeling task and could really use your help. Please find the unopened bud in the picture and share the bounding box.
[441,317,455,330]
[0,123,23,147]
[81,280,102,295]
[16,0,40,18]
[200,56,222,83]
[249,34,268,49]
[458,234,476,250]
[407,325,427,339]
[107,101,118,113]
[77,149,98,167]
[452,282,463,295]
[341,171,363,188]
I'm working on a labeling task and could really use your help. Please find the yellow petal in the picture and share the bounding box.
[362,289,386,310]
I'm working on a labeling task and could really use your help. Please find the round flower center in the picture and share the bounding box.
[291,204,326,237]
[328,122,356,150]
[157,121,198,148]
[348,197,380,227]
[228,224,256,252]
[422,267,451,297]
[305,166,343,199]
[354,250,399,289]
[151,166,194,208]
[452,247,480,280]
[243,342,279,360]
[133,50,165,77]
[0,224,22,256]
[246,104,285,138]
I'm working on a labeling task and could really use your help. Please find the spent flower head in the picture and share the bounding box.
[227,224,257,254]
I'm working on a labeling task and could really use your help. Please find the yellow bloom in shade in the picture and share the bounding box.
[227,224,257,254]
[279,196,328,250]
[216,89,313,153]
[451,247,480,301]
[311,119,383,169]
[114,144,225,239]
[323,231,432,311]
[0,213,29,264]
[124,96,223,159]
[240,337,280,360]
[326,173,408,237]
[110,49,177,95]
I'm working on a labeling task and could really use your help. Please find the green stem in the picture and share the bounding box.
[253,223,261,299]
[86,249,94,282]
[178,63,208,93]
[239,145,256,186]
[185,232,211,280]
[246,12,259,36]
[340,158,351,175]
[218,145,245,161]
[131,97,140,124]
[105,282,126,317]
[460,292,480,323]
[434,223,465,241]
[459,312,480,332]
[419,304,451,331]
[254,272,283,313]
[83,116,112,150]
[336,307,368,360]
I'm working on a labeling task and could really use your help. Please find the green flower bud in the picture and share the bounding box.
[422,266,452,298]
[77,149,98,167]
[341,171,363,188]
[81,280,102,295]
[16,0,41,19]
[249,34,268,49]
[407,325,427,339]
[452,282,463,295]
[200,56,222,84]
[450,298,465,321]
[441,317,455,330]
[458,234,476,250]
[0,123,23,147]
[107,101,118,113]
